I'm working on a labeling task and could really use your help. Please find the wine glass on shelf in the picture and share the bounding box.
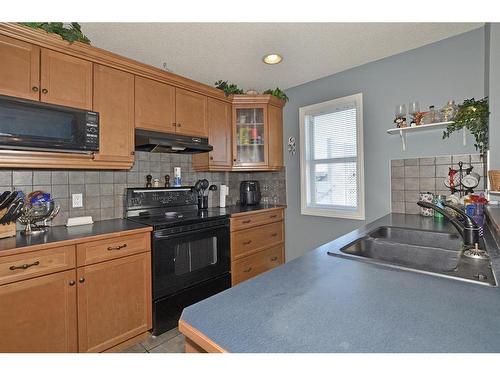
[395,104,407,118]
[409,101,420,126]
[394,104,407,128]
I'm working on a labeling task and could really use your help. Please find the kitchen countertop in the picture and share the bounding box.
[180,213,500,352]
[217,204,286,215]
[0,218,151,256]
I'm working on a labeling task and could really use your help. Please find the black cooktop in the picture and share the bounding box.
[126,209,229,230]
[124,187,229,230]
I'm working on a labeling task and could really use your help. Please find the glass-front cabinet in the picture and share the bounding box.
[233,104,268,167]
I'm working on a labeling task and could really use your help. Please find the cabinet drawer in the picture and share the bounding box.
[232,245,283,285]
[231,221,284,259]
[77,233,150,266]
[230,208,284,231]
[0,246,75,286]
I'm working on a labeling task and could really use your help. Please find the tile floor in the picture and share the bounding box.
[121,327,185,353]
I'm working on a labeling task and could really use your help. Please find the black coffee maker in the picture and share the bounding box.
[240,181,261,206]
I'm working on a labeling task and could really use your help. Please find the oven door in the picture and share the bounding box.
[0,95,96,153]
[152,222,230,299]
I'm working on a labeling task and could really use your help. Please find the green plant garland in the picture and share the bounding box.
[214,80,244,96]
[442,97,489,153]
[19,22,91,44]
[263,87,289,102]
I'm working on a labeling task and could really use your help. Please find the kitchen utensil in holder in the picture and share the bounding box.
[18,201,60,235]
[197,196,208,210]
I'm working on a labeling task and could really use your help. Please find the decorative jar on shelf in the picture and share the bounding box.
[440,100,458,122]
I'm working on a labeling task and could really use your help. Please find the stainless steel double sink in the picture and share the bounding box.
[328,226,496,286]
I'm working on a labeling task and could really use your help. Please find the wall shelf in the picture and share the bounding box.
[387,121,466,151]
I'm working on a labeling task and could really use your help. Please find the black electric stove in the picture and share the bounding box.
[124,187,231,336]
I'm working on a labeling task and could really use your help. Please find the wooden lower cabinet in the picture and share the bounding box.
[232,244,284,285]
[0,269,77,353]
[230,208,285,286]
[77,252,152,353]
[0,229,152,353]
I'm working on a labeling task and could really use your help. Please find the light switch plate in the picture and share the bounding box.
[72,193,83,208]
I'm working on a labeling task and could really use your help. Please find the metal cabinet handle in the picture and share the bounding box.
[271,233,278,237]
[32,86,39,92]
[177,123,181,127]
[69,280,76,286]
[79,277,85,283]
[243,267,252,273]
[210,156,214,160]
[242,219,251,224]
[107,244,127,251]
[9,261,40,271]
[233,159,237,162]
[41,88,48,94]
[271,256,278,261]
[243,240,252,245]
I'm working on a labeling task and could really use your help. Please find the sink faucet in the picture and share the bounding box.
[416,201,480,247]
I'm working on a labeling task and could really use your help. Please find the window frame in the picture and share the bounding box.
[299,93,365,220]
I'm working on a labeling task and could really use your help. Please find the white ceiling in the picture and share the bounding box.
[81,23,483,91]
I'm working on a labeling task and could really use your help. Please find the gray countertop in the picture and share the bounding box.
[181,213,500,352]
[215,204,286,215]
[0,219,151,254]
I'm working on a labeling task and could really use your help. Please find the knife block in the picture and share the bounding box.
[0,208,16,239]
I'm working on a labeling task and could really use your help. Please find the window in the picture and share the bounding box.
[299,93,365,219]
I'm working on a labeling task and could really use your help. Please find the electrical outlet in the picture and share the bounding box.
[72,193,83,208]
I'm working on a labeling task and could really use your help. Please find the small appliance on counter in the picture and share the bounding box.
[240,180,261,206]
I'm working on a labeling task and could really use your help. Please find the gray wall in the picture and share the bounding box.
[489,24,500,169]
[283,27,486,261]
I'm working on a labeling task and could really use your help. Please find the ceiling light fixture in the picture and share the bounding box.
[263,54,283,65]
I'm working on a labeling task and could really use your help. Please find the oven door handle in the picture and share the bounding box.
[153,224,229,239]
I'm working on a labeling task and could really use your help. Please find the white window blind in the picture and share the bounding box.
[299,93,365,219]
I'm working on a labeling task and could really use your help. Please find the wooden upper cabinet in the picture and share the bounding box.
[0,269,77,353]
[40,49,93,110]
[77,252,152,353]
[207,98,231,166]
[175,88,207,137]
[193,98,231,170]
[267,105,284,168]
[0,35,40,100]
[93,64,134,163]
[135,76,175,133]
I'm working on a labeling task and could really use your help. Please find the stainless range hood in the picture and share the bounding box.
[135,129,213,154]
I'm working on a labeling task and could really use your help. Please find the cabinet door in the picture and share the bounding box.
[135,76,175,133]
[0,35,40,100]
[267,105,284,168]
[77,252,152,353]
[233,105,268,167]
[175,88,207,137]
[93,64,134,163]
[0,270,77,353]
[40,49,93,110]
[193,98,231,169]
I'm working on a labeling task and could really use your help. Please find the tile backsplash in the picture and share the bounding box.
[391,154,486,215]
[0,151,286,227]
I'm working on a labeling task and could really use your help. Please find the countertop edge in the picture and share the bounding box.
[227,205,287,217]
[178,319,227,353]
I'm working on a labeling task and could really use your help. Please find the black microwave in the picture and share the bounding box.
[0,95,99,154]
